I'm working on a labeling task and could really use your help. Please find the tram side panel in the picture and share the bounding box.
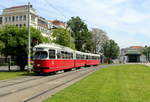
[86,60,100,66]
[55,59,74,70]
[74,59,86,68]
[33,59,75,73]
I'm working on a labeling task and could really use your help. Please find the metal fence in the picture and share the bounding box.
[0,57,18,71]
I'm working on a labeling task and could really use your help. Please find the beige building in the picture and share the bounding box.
[1,5,38,28]
[37,16,49,36]
[0,5,49,36]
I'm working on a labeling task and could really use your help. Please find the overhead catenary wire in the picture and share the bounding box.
[0,4,7,13]
[44,0,69,20]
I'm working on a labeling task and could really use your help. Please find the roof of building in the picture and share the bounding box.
[4,5,33,10]
[5,5,27,9]
[48,20,65,26]
[125,50,141,55]
[130,46,143,49]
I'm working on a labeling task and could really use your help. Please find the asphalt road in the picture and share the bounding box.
[0,64,118,102]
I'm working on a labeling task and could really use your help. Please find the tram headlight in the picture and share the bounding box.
[37,64,40,67]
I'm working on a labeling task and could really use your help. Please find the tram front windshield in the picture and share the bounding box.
[34,51,48,59]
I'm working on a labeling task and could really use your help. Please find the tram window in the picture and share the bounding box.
[67,52,71,59]
[78,54,81,59]
[34,51,48,59]
[70,53,73,59]
[61,51,64,59]
[78,54,80,59]
[57,52,61,59]
[66,52,70,59]
[81,55,83,59]
[82,55,84,59]
[65,52,68,59]
[92,56,94,60]
[76,54,78,59]
[49,50,55,59]
[90,56,92,60]
[61,51,66,59]
[86,55,88,59]
[93,56,95,60]
[76,54,77,59]
[88,55,90,60]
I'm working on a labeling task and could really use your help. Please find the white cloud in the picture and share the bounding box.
[0,0,150,47]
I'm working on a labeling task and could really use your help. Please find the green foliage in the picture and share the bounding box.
[67,16,93,52]
[52,28,75,49]
[83,31,95,52]
[142,46,150,61]
[101,39,120,63]
[0,40,5,52]
[0,25,47,70]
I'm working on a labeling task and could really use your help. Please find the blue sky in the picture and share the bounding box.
[0,0,150,48]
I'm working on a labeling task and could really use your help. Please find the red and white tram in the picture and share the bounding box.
[32,43,101,73]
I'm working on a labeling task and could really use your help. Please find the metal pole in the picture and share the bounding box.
[28,2,31,72]
[8,57,11,71]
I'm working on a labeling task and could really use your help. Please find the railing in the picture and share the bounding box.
[0,57,16,71]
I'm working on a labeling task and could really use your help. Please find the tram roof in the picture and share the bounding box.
[34,43,74,52]
[34,43,102,57]
[84,52,100,57]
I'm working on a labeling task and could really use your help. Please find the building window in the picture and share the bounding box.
[23,15,26,21]
[16,16,18,21]
[9,16,11,22]
[20,24,22,27]
[20,16,22,21]
[5,17,7,22]
[12,16,15,22]
[31,16,35,22]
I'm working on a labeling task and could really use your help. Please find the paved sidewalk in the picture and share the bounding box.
[144,63,150,67]
[124,62,150,67]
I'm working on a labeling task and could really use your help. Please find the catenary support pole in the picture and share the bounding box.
[28,2,31,72]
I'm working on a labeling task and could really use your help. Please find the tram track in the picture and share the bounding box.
[0,64,116,102]
[0,66,94,98]
[24,68,96,102]
[0,76,45,88]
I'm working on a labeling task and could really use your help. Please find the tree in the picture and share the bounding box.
[142,46,150,61]
[0,25,47,70]
[91,28,109,53]
[67,16,93,52]
[51,28,75,49]
[101,39,120,63]
[82,31,95,52]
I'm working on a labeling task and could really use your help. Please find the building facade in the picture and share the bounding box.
[37,16,49,36]
[120,46,147,63]
[0,5,51,36]
[1,5,38,28]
